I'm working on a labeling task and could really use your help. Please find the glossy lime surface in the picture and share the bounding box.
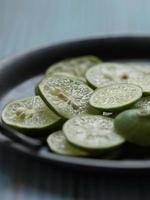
[114,109,150,146]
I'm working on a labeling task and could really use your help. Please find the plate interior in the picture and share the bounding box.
[1,37,150,170]
[1,59,150,161]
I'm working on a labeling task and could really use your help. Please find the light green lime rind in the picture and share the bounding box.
[45,72,87,83]
[89,83,142,112]
[46,55,101,78]
[114,109,150,146]
[47,131,90,156]
[1,96,63,135]
[38,74,99,119]
[63,114,125,151]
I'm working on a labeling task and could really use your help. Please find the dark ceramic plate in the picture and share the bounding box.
[1,36,150,172]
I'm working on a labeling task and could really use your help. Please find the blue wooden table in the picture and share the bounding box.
[1,0,150,199]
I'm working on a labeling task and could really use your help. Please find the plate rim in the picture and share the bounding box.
[1,35,150,171]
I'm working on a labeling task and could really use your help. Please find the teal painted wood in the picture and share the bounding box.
[0,0,150,59]
[1,0,150,199]
[1,146,150,200]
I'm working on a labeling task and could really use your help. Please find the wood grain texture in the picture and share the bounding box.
[0,0,150,199]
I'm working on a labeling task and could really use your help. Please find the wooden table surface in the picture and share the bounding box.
[1,0,150,199]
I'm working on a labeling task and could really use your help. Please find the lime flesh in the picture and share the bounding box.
[38,74,98,119]
[63,114,124,151]
[46,72,87,83]
[134,96,150,112]
[86,63,137,88]
[86,62,150,94]
[46,55,101,78]
[89,83,142,112]
[47,131,90,156]
[129,63,150,74]
[1,96,62,135]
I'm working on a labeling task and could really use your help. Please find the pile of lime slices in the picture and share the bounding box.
[2,56,150,158]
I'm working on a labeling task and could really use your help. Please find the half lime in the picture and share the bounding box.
[114,109,150,146]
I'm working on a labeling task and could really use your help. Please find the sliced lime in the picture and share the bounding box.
[46,72,86,82]
[86,63,136,88]
[126,73,150,95]
[134,96,150,112]
[114,109,150,146]
[46,56,101,79]
[1,96,62,135]
[63,115,124,151]
[38,74,98,119]
[47,131,90,156]
[129,63,150,74]
[36,73,86,96]
[89,83,142,112]
[85,62,150,94]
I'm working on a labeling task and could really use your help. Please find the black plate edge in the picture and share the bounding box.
[1,36,150,172]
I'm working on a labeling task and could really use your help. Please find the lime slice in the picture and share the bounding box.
[85,62,150,94]
[47,131,89,156]
[126,73,150,95]
[114,109,150,146]
[1,96,62,135]
[46,56,101,78]
[86,63,136,88]
[35,73,86,96]
[129,63,150,74]
[89,83,142,112]
[38,74,98,119]
[63,115,125,151]
[46,72,86,82]
[134,96,150,112]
